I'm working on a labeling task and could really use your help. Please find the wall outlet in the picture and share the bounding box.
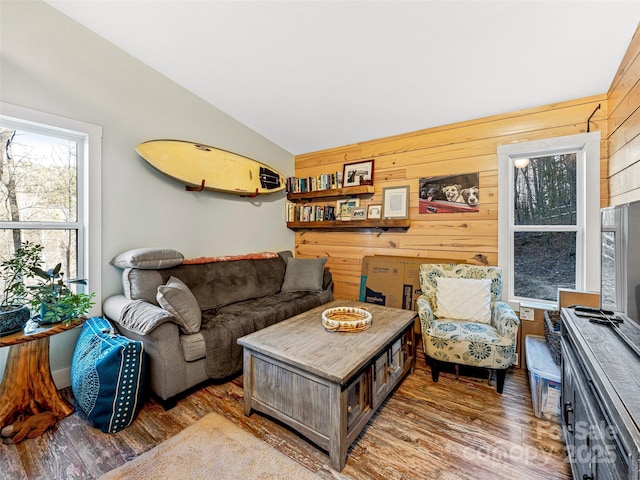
[520,307,534,321]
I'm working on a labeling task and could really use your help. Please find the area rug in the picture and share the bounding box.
[100,412,329,479]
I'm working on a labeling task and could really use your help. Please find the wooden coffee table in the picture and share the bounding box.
[238,300,416,471]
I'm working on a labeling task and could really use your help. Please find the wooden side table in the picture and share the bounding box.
[0,319,84,432]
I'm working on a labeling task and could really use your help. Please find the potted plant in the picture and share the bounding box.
[28,263,95,325]
[0,242,44,336]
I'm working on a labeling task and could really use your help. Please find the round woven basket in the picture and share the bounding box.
[321,306,372,333]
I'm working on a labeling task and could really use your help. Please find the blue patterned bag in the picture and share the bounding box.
[71,317,147,433]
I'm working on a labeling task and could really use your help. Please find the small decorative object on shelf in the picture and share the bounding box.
[351,207,367,220]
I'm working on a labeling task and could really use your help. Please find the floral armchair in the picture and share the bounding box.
[417,264,520,393]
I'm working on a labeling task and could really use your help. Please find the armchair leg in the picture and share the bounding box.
[495,369,507,394]
[430,359,440,382]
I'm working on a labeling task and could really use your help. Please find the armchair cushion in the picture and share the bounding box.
[435,277,492,323]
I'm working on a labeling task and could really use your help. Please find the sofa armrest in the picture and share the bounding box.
[104,299,192,401]
[417,295,434,332]
[492,301,520,340]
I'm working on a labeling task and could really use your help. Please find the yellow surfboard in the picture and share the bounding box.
[135,140,286,196]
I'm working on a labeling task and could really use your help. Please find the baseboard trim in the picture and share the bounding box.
[53,366,71,390]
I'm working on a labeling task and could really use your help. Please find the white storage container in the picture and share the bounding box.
[525,335,561,422]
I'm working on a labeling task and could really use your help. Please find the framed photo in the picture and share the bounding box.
[336,198,360,220]
[367,204,382,219]
[342,160,374,187]
[351,206,367,220]
[382,185,409,219]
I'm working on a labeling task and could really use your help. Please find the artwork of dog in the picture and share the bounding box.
[442,184,464,203]
[421,185,446,201]
[419,172,480,214]
[461,186,479,206]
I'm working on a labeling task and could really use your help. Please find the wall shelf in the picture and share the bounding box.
[287,219,410,231]
[286,185,374,201]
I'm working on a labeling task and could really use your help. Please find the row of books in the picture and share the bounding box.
[286,203,336,222]
[286,172,343,193]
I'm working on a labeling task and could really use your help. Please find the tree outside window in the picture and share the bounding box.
[512,153,577,302]
[0,126,81,292]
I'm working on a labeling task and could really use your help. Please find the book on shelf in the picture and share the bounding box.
[285,203,337,223]
[286,172,343,194]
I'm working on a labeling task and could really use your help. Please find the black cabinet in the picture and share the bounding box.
[561,308,640,480]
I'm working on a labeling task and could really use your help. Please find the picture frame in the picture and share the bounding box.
[382,185,409,219]
[351,206,367,220]
[367,204,382,219]
[336,198,360,220]
[342,160,374,187]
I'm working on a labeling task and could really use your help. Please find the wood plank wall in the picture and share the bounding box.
[607,23,640,206]
[294,95,608,300]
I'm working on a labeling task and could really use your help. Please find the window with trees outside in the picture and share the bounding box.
[0,104,101,307]
[498,133,601,308]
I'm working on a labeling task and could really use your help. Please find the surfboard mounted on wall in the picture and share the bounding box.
[135,139,286,197]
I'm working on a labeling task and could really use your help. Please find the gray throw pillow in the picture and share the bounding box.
[111,248,184,269]
[281,257,327,294]
[157,276,202,334]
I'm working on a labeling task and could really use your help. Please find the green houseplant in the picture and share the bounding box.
[29,262,95,325]
[0,242,44,335]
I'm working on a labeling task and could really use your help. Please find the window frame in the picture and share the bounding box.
[497,132,601,310]
[0,102,102,312]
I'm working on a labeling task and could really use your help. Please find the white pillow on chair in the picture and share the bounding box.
[435,277,492,323]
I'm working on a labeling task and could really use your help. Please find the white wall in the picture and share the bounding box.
[0,1,294,385]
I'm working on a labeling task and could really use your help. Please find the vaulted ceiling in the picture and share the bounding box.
[46,1,640,155]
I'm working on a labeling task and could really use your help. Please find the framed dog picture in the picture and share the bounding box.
[343,160,374,187]
[382,185,409,219]
[418,173,480,214]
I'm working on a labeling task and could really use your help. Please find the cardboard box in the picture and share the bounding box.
[359,255,459,311]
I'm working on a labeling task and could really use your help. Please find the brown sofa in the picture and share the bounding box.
[103,249,332,405]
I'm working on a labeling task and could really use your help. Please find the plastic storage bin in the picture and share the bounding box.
[525,335,561,422]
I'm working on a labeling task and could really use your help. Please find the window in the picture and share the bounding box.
[498,133,600,308]
[0,103,101,307]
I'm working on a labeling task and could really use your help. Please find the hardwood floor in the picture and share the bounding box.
[0,347,571,479]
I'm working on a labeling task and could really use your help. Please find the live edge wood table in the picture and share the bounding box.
[0,319,84,433]
[238,300,416,471]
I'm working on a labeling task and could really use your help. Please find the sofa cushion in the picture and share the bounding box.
[111,248,184,269]
[123,269,164,305]
[179,332,206,362]
[157,277,202,334]
[201,291,324,378]
[281,257,327,293]
[158,256,287,310]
